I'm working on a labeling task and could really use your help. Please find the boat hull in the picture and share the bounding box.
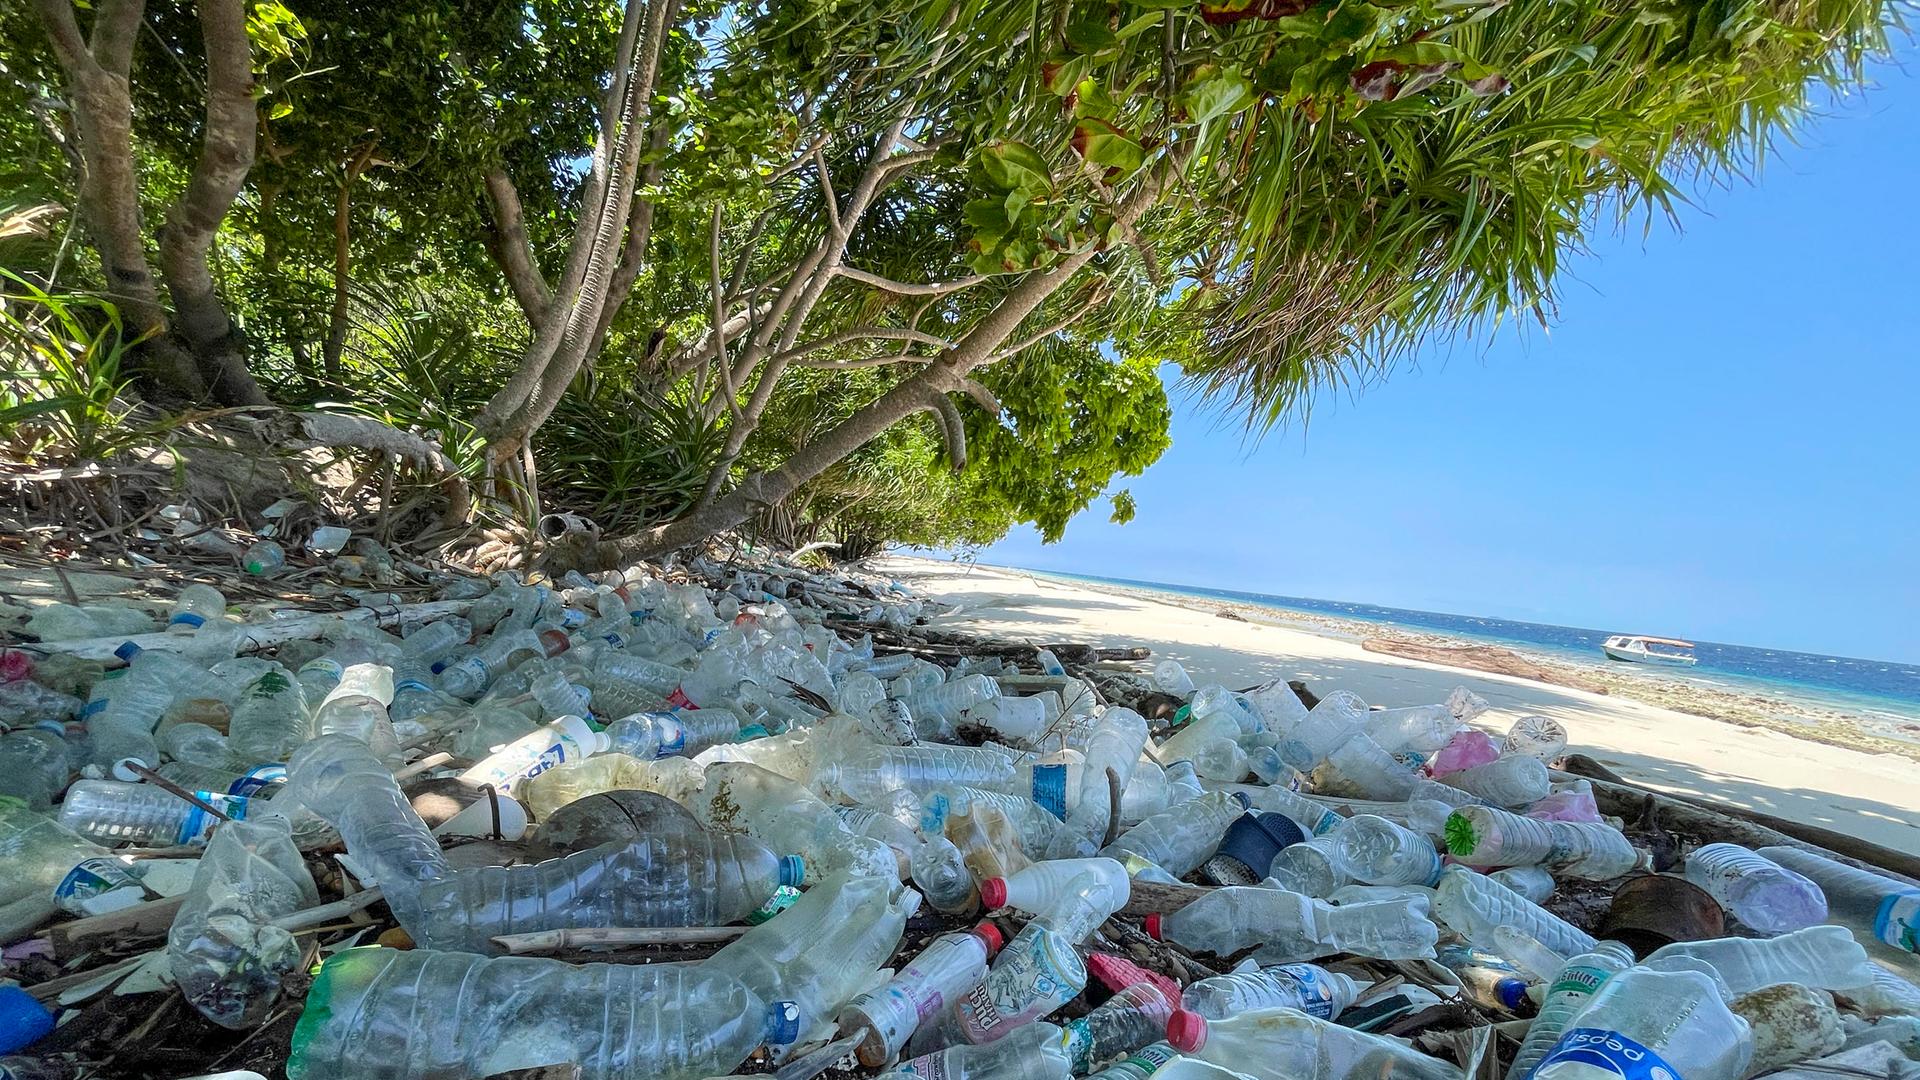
[1602,644,1697,666]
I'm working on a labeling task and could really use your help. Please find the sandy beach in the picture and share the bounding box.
[875,555,1920,856]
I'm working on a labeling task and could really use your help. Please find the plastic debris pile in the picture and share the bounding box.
[0,547,1917,1080]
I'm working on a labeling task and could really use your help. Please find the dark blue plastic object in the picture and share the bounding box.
[1212,810,1309,878]
[0,984,54,1054]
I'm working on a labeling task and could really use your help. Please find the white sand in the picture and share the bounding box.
[876,556,1920,856]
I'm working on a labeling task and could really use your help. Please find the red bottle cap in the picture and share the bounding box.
[1166,1010,1208,1053]
[979,877,1008,910]
[971,921,1004,956]
[1143,912,1163,940]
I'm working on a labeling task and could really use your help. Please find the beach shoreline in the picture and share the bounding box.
[872,554,1920,855]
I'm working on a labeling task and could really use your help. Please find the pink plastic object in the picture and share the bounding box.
[0,650,32,682]
[1086,952,1182,1006]
[1425,730,1499,777]
[1526,788,1602,823]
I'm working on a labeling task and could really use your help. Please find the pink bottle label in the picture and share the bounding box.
[956,930,1083,1044]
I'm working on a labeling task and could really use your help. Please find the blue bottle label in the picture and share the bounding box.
[653,713,687,756]
[1535,1027,1683,1080]
[1031,764,1068,820]
[168,612,206,629]
[1874,891,1920,952]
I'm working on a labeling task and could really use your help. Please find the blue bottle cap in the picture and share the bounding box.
[779,855,805,887]
[1496,977,1529,1011]
[113,640,143,663]
[765,1000,802,1045]
[0,984,55,1054]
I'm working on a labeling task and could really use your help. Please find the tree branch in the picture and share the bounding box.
[89,0,146,76]
[987,285,1109,362]
[322,140,381,380]
[796,353,936,371]
[837,265,988,297]
[958,377,1001,415]
[926,392,967,472]
[768,326,953,365]
[31,0,89,72]
[483,167,551,323]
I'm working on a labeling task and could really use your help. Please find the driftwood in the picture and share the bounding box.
[1361,637,1610,695]
[48,895,187,962]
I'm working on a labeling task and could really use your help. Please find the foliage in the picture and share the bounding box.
[0,270,164,462]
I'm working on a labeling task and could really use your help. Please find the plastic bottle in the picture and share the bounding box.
[0,723,70,809]
[1434,943,1532,1011]
[1063,982,1179,1073]
[157,760,286,799]
[1644,924,1875,997]
[839,923,1005,1067]
[312,662,399,760]
[1757,845,1920,966]
[241,539,286,577]
[1532,968,1752,1080]
[980,857,1131,913]
[1432,865,1595,958]
[225,667,311,763]
[285,947,797,1080]
[1503,715,1568,760]
[1166,1007,1463,1080]
[1190,687,1263,735]
[1489,925,1571,982]
[167,584,227,633]
[1436,755,1550,807]
[816,744,1016,803]
[0,800,107,938]
[438,629,571,698]
[1180,963,1363,1022]
[1329,815,1443,887]
[1156,710,1242,768]
[1239,786,1343,837]
[167,816,319,1028]
[1153,660,1196,696]
[401,617,472,665]
[1311,732,1423,800]
[1146,887,1437,962]
[1103,790,1249,879]
[696,762,897,883]
[705,870,914,1053]
[1162,759,1205,806]
[1363,705,1460,754]
[1489,865,1556,904]
[1682,843,1828,934]
[895,1020,1072,1080]
[57,779,250,846]
[1279,691,1367,770]
[948,803,1033,887]
[1504,941,1636,1080]
[1064,708,1150,842]
[1265,837,1350,897]
[1442,806,1642,880]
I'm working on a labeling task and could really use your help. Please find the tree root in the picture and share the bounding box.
[287,411,470,528]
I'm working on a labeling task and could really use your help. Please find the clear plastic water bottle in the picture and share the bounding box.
[1312,732,1421,800]
[706,869,915,1053]
[1279,691,1367,770]
[157,760,285,798]
[226,666,311,763]
[1433,865,1595,958]
[1363,705,1460,754]
[1532,968,1752,1080]
[312,662,399,760]
[241,539,286,577]
[167,816,318,1028]
[1489,865,1556,904]
[1158,711,1247,769]
[285,946,798,1080]
[1103,790,1249,878]
[1064,708,1149,841]
[1063,981,1179,1073]
[1442,806,1642,880]
[438,629,571,698]
[400,617,472,665]
[1490,925,1571,982]
[839,922,1004,1066]
[896,1020,1072,1080]
[1153,659,1196,696]
[1682,843,1828,934]
[0,723,70,809]
[1504,941,1636,1080]
[816,744,1016,803]
[696,761,897,883]
[1180,963,1363,1021]
[1240,786,1343,837]
[905,673,1001,721]
[1757,845,1920,967]
[1166,1006,1462,1080]
[1436,755,1550,806]
[1162,759,1205,806]
[167,584,226,633]
[1503,715,1568,760]
[57,778,249,846]
[0,800,107,915]
[1329,815,1443,887]
[1265,837,1350,897]
[1189,686,1263,734]
[1644,924,1875,997]
[980,857,1131,914]
[1146,887,1437,962]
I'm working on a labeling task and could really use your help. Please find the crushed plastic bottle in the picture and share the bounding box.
[1432,865,1595,958]
[1442,806,1642,880]
[1180,963,1363,1022]
[1644,925,1875,997]
[1103,790,1249,879]
[1166,1007,1464,1080]
[1062,982,1178,1073]
[1504,941,1638,1080]
[1683,843,1828,934]
[1757,846,1920,967]
[1146,887,1437,962]
[167,816,319,1027]
[1532,968,1752,1080]
[840,922,1005,1067]
[286,947,798,1080]
[0,723,70,809]
[1434,755,1550,807]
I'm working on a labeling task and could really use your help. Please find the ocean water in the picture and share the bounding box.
[1023,569,1920,718]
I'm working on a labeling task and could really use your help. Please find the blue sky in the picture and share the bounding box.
[973,54,1920,664]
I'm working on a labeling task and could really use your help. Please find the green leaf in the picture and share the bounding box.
[1063,19,1119,55]
[1180,65,1256,124]
[1114,12,1165,40]
[1072,119,1146,174]
[1043,55,1092,96]
[979,140,1054,194]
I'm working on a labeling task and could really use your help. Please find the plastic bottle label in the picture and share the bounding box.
[1031,764,1068,820]
[228,764,288,797]
[956,931,1082,1043]
[560,608,588,629]
[1548,964,1613,999]
[178,793,250,845]
[55,857,145,910]
[647,712,686,756]
[1535,1027,1683,1080]
[445,655,489,684]
[1116,1043,1180,1077]
[1269,964,1340,1019]
[168,612,206,629]
[1874,891,1920,952]
[665,687,698,710]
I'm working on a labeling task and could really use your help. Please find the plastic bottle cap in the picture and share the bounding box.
[0,984,55,1054]
[979,877,1009,910]
[1165,1010,1207,1053]
[972,920,1005,956]
[1495,976,1530,1011]
[779,855,806,887]
[113,641,143,663]
[1144,913,1163,940]
[765,1000,803,1046]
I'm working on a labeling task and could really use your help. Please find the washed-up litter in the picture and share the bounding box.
[0,543,1916,1080]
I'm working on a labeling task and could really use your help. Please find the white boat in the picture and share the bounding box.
[1601,634,1698,666]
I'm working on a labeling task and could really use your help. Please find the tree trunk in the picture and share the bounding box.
[322,142,379,380]
[156,0,269,406]
[483,167,550,324]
